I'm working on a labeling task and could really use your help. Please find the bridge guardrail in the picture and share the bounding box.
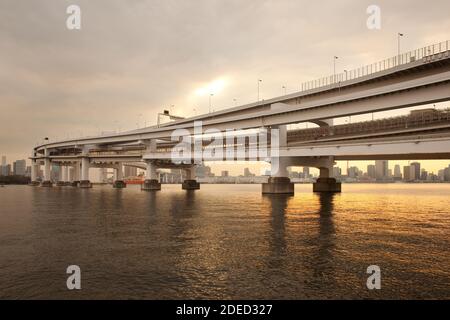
[288,109,450,142]
[299,40,450,93]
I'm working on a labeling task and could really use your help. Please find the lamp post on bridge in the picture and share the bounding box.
[333,56,339,84]
[398,33,404,65]
[209,94,214,113]
[257,79,262,101]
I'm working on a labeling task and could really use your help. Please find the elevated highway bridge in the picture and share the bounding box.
[30,41,450,194]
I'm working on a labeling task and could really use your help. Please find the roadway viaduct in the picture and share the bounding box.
[29,41,450,194]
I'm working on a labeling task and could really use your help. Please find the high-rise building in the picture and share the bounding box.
[403,166,411,181]
[367,165,376,179]
[0,156,6,176]
[3,164,11,176]
[348,166,359,178]
[394,165,402,178]
[420,169,428,181]
[13,160,26,176]
[375,160,389,180]
[410,162,421,181]
[195,165,214,178]
[438,169,445,181]
[25,166,32,177]
[444,166,450,181]
[333,167,342,178]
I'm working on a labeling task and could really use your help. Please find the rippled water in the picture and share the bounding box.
[0,184,449,299]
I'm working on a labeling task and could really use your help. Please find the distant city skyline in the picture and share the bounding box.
[2,152,450,180]
[1,1,450,170]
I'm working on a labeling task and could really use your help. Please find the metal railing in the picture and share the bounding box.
[288,109,450,142]
[89,150,145,156]
[299,40,450,93]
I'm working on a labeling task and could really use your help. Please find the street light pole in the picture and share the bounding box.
[209,94,214,113]
[333,56,339,84]
[398,33,404,65]
[257,79,262,101]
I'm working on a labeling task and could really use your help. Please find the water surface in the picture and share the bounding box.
[0,184,449,299]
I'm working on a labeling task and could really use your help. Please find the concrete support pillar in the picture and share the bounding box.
[313,158,341,193]
[262,176,294,194]
[182,166,200,190]
[44,160,51,181]
[270,156,290,178]
[56,166,65,186]
[113,164,126,188]
[319,167,332,178]
[142,161,161,191]
[70,163,80,187]
[62,166,70,185]
[262,125,294,194]
[79,157,92,188]
[41,150,52,187]
[62,166,68,182]
[184,167,195,180]
[68,167,74,182]
[262,158,294,194]
[278,124,287,148]
[74,163,80,180]
[146,161,158,180]
[99,168,107,184]
[29,158,40,186]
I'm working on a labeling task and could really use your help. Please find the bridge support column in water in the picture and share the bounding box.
[29,157,40,186]
[142,161,161,191]
[69,162,80,187]
[262,157,294,194]
[182,167,200,190]
[79,157,92,188]
[313,166,341,193]
[113,164,126,188]
[262,176,294,194]
[56,165,66,186]
[262,125,294,194]
[63,166,71,186]
[40,150,53,187]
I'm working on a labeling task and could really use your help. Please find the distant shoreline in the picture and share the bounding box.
[2,181,450,186]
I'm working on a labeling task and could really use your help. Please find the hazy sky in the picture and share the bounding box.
[1,0,449,174]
